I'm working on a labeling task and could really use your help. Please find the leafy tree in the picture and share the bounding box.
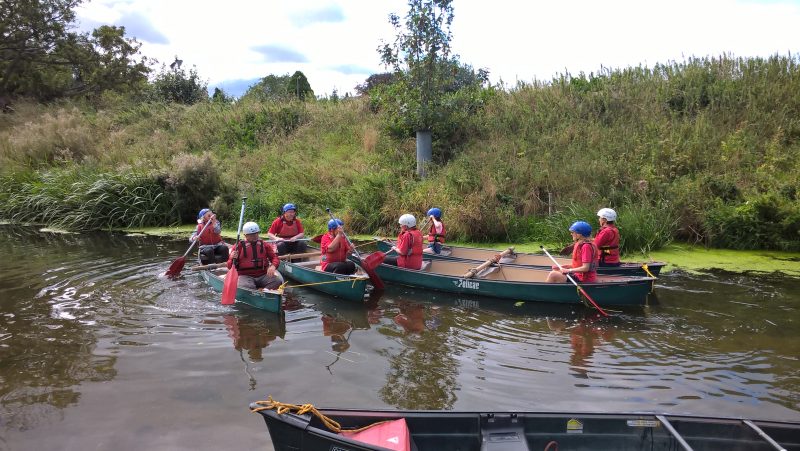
[286,71,314,100]
[242,74,292,101]
[0,0,149,100]
[149,64,208,104]
[378,0,455,130]
[355,72,397,95]
[212,87,231,103]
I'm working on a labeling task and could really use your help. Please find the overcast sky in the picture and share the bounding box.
[76,0,800,98]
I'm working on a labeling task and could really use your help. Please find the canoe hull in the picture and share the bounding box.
[370,260,653,306]
[252,406,800,451]
[278,258,369,302]
[377,241,665,277]
[199,267,282,313]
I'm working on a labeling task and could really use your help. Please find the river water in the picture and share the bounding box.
[1,226,798,450]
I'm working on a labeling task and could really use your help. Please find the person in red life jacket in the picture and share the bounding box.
[227,221,284,290]
[191,208,229,264]
[422,207,446,255]
[546,221,599,283]
[266,203,308,255]
[383,214,424,270]
[320,218,357,274]
[595,207,621,267]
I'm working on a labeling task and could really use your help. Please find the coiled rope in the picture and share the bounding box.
[251,396,390,433]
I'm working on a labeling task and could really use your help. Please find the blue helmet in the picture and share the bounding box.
[197,208,210,219]
[569,221,592,237]
[427,207,442,219]
[282,203,297,214]
[327,218,344,230]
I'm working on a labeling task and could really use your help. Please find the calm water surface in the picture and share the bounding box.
[1,226,799,450]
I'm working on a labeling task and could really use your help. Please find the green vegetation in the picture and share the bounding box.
[1,1,798,255]
[2,54,799,254]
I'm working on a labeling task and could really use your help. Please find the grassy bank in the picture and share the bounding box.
[2,55,799,254]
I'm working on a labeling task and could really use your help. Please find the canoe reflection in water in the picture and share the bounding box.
[321,295,383,373]
[222,312,287,389]
[547,313,616,379]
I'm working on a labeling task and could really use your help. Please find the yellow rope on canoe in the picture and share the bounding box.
[285,277,368,290]
[251,396,391,433]
[641,263,656,279]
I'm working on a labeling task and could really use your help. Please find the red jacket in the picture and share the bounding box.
[427,220,446,244]
[594,225,620,265]
[320,232,352,271]
[227,240,279,277]
[268,216,304,238]
[397,229,423,270]
[196,221,223,245]
[571,241,599,283]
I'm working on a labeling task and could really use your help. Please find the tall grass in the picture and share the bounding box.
[0,55,798,251]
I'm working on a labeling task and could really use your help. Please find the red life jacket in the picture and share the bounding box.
[571,241,599,282]
[233,240,275,276]
[320,232,349,271]
[272,216,301,238]
[397,229,423,270]
[595,225,620,264]
[196,221,222,245]
[427,221,446,244]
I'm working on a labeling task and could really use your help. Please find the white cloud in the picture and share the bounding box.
[76,0,800,97]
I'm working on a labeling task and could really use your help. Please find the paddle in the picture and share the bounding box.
[462,248,514,278]
[164,217,214,277]
[325,208,384,289]
[540,246,608,317]
[222,197,247,305]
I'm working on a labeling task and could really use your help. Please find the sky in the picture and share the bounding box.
[75,0,800,98]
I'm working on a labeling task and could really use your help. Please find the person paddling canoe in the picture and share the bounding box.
[227,221,284,290]
[192,208,229,264]
[595,208,621,267]
[320,218,357,275]
[546,221,599,283]
[383,214,424,270]
[266,203,307,255]
[423,207,446,255]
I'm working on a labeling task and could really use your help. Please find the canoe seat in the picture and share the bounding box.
[315,265,323,271]
[476,266,499,278]
[419,260,431,272]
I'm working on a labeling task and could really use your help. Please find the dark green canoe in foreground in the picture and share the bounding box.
[278,251,370,302]
[361,255,655,306]
[376,240,665,277]
[198,264,283,313]
[252,404,800,451]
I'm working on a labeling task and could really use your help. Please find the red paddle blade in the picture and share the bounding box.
[311,234,324,243]
[361,252,385,290]
[165,257,186,277]
[364,266,384,290]
[221,267,238,305]
[363,251,386,270]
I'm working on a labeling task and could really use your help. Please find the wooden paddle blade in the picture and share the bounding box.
[165,256,186,277]
[221,266,238,305]
[559,243,575,256]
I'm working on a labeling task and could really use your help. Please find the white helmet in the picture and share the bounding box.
[242,221,260,234]
[398,214,416,227]
[597,208,617,222]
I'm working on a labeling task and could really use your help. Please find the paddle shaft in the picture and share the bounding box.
[540,246,608,317]
[222,197,247,305]
[462,248,513,278]
[181,217,214,259]
[232,198,248,263]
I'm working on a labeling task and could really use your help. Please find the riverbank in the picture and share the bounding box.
[127,226,800,277]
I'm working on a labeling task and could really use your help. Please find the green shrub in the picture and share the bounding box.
[164,152,221,223]
[704,194,800,250]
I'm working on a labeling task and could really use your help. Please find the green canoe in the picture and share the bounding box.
[361,255,655,306]
[198,262,283,313]
[278,251,370,302]
[376,240,664,277]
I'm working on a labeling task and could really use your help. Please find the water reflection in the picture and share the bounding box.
[546,313,616,379]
